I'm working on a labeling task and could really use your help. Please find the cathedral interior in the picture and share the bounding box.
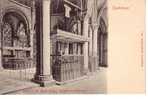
[0,0,108,86]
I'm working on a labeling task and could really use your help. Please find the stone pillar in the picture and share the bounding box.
[92,24,99,70]
[89,26,93,56]
[92,25,98,56]
[33,0,54,87]
[30,0,36,60]
[0,6,3,70]
[83,18,89,74]
[65,43,69,55]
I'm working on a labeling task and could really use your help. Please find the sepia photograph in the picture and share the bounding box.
[0,0,145,95]
[0,0,108,94]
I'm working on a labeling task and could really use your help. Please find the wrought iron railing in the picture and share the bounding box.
[51,55,84,82]
[1,57,35,81]
[2,57,33,70]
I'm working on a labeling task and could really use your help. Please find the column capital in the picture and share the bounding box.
[84,15,90,22]
[92,23,99,30]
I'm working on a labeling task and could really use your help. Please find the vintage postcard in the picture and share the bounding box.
[0,0,145,94]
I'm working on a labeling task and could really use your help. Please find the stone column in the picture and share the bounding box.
[65,43,69,55]
[0,6,3,70]
[33,0,54,87]
[89,26,93,56]
[92,24,99,70]
[30,0,36,60]
[92,25,99,56]
[83,17,89,74]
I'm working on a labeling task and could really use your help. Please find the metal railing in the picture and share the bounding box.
[51,55,84,82]
[1,57,35,81]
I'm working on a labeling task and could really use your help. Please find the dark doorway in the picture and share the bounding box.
[98,18,108,67]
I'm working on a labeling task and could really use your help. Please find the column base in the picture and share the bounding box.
[0,66,3,70]
[32,74,55,87]
[83,68,90,75]
[0,60,3,70]
[56,75,88,85]
[89,56,98,72]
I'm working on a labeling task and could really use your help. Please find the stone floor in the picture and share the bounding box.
[0,77,39,95]
[0,68,38,94]
[7,68,107,94]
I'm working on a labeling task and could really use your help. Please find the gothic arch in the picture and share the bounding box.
[1,8,30,47]
[99,17,107,34]
[98,17,108,67]
[1,7,30,34]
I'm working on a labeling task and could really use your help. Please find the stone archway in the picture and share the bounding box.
[2,11,30,48]
[98,17,108,67]
[1,9,31,69]
[84,0,108,70]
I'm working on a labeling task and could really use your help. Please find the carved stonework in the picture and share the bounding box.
[2,23,13,47]
[1,10,32,69]
[2,12,30,48]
